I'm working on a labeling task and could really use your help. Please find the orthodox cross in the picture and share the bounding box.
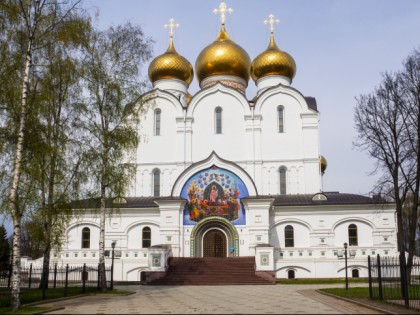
[213,2,233,25]
[264,14,280,34]
[164,18,179,38]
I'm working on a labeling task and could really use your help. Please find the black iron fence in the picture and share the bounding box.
[0,263,112,308]
[368,253,420,310]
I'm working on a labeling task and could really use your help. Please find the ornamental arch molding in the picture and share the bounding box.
[186,83,251,117]
[270,218,313,232]
[171,151,258,197]
[332,217,376,231]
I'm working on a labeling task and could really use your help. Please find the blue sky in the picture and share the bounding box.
[83,0,420,195]
[2,0,420,234]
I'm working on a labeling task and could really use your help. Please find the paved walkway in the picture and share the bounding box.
[44,284,383,314]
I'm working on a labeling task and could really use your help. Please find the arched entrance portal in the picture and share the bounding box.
[190,217,239,257]
[203,229,227,257]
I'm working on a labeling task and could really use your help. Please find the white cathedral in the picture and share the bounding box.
[43,3,398,282]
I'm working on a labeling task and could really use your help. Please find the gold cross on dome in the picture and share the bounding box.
[164,18,179,38]
[213,2,233,25]
[264,14,280,33]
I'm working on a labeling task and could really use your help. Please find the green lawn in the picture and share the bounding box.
[0,287,104,310]
[320,287,370,298]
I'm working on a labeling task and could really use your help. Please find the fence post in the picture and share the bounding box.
[82,263,86,294]
[28,263,33,289]
[7,263,12,288]
[377,254,383,300]
[399,251,409,308]
[64,264,69,297]
[53,263,57,289]
[368,255,373,299]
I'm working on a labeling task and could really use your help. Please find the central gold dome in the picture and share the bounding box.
[148,39,194,85]
[195,26,251,84]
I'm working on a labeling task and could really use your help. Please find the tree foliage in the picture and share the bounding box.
[80,22,152,291]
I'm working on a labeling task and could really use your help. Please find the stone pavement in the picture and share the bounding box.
[43,284,384,314]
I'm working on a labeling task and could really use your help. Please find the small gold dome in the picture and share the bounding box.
[320,155,327,175]
[148,39,194,85]
[186,92,193,105]
[251,34,296,81]
[195,26,251,84]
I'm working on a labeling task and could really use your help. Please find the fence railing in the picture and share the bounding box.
[0,263,112,308]
[368,253,420,310]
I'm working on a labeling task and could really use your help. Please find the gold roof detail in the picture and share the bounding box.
[251,14,296,82]
[186,92,193,105]
[320,155,327,175]
[148,19,193,85]
[195,25,251,84]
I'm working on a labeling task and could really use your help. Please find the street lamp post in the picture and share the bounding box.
[111,241,116,290]
[344,242,348,290]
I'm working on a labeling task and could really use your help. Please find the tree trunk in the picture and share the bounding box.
[10,220,21,311]
[40,248,50,289]
[98,182,107,291]
[8,28,34,312]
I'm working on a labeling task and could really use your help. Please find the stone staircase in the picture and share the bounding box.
[148,257,275,285]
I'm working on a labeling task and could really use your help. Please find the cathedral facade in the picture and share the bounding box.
[48,4,398,281]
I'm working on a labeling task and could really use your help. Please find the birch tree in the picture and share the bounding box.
[0,0,84,310]
[81,23,152,291]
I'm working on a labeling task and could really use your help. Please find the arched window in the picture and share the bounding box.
[348,224,358,246]
[154,109,161,136]
[287,270,295,279]
[215,107,222,134]
[278,106,284,133]
[81,227,90,249]
[142,227,151,248]
[352,269,359,278]
[280,167,287,195]
[285,225,294,247]
[153,169,160,196]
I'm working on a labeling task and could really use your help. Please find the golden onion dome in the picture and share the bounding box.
[195,25,251,84]
[320,155,327,175]
[251,33,296,82]
[148,38,194,85]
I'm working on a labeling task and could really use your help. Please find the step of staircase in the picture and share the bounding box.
[148,257,275,285]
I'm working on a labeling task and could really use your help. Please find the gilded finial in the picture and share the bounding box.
[264,14,280,34]
[213,2,233,26]
[164,18,179,39]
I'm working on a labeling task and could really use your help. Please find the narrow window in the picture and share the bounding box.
[154,109,161,136]
[142,227,151,248]
[278,106,284,133]
[348,224,358,246]
[352,269,359,278]
[82,227,90,249]
[215,107,222,134]
[287,270,295,279]
[280,167,287,195]
[153,169,160,196]
[285,225,294,247]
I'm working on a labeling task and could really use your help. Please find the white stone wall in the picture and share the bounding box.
[130,82,321,197]
[269,206,397,278]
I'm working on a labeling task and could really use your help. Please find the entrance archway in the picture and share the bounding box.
[190,216,239,257]
[203,229,227,257]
